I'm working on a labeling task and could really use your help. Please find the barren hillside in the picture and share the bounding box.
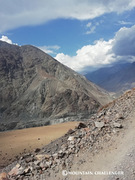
[0,41,111,131]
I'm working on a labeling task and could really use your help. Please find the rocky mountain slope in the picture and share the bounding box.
[1,88,135,180]
[0,41,111,131]
[85,62,135,93]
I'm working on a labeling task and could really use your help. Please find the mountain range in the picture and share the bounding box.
[85,62,135,93]
[0,41,111,131]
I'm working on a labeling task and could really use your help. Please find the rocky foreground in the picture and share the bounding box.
[0,88,135,180]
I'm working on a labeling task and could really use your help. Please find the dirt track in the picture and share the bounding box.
[0,121,79,168]
[68,112,135,180]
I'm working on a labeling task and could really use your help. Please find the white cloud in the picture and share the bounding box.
[86,26,96,34]
[55,25,135,72]
[55,39,115,72]
[85,20,103,35]
[38,45,60,55]
[112,25,135,56]
[86,22,92,28]
[0,35,12,44]
[118,21,132,25]
[0,0,135,32]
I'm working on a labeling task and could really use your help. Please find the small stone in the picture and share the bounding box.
[35,165,41,170]
[8,164,24,176]
[55,159,61,165]
[53,153,58,159]
[69,144,75,149]
[46,161,52,168]
[20,156,23,160]
[75,133,82,138]
[76,122,87,129]
[68,136,75,141]
[66,129,75,135]
[94,121,105,128]
[58,150,65,158]
[40,162,45,169]
[16,163,21,168]
[34,148,40,153]
[76,138,81,144]
[70,140,75,145]
[25,156,34,163]
[34,160,40,166]
[65,150,70,155]
[113,122,123,128]
[24,167,31,174]
[75,148,79,154]
[0,172,9,180]
[83,128,90,133]
[61,161,66,169]
[61,144,68,151]
[35,154,50,161]
[97,111,105,118]
[127,153,132,157]
[116,113,124,120]
[58,150,63,154]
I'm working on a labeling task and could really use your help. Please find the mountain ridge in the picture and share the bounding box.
[0,41,111,131]
[85,62,135,93]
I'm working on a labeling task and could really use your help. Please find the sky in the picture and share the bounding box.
[0,0,135,73]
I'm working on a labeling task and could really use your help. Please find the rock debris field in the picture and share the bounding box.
[0,88,135,180]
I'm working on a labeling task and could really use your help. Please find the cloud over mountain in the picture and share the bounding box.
[38,45,60,55]
[0,35,12,44]
[1,24,135,73]
[55,39,114,71]
[55,25,135,72]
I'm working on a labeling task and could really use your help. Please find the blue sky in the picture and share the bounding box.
[0,0,135,73]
